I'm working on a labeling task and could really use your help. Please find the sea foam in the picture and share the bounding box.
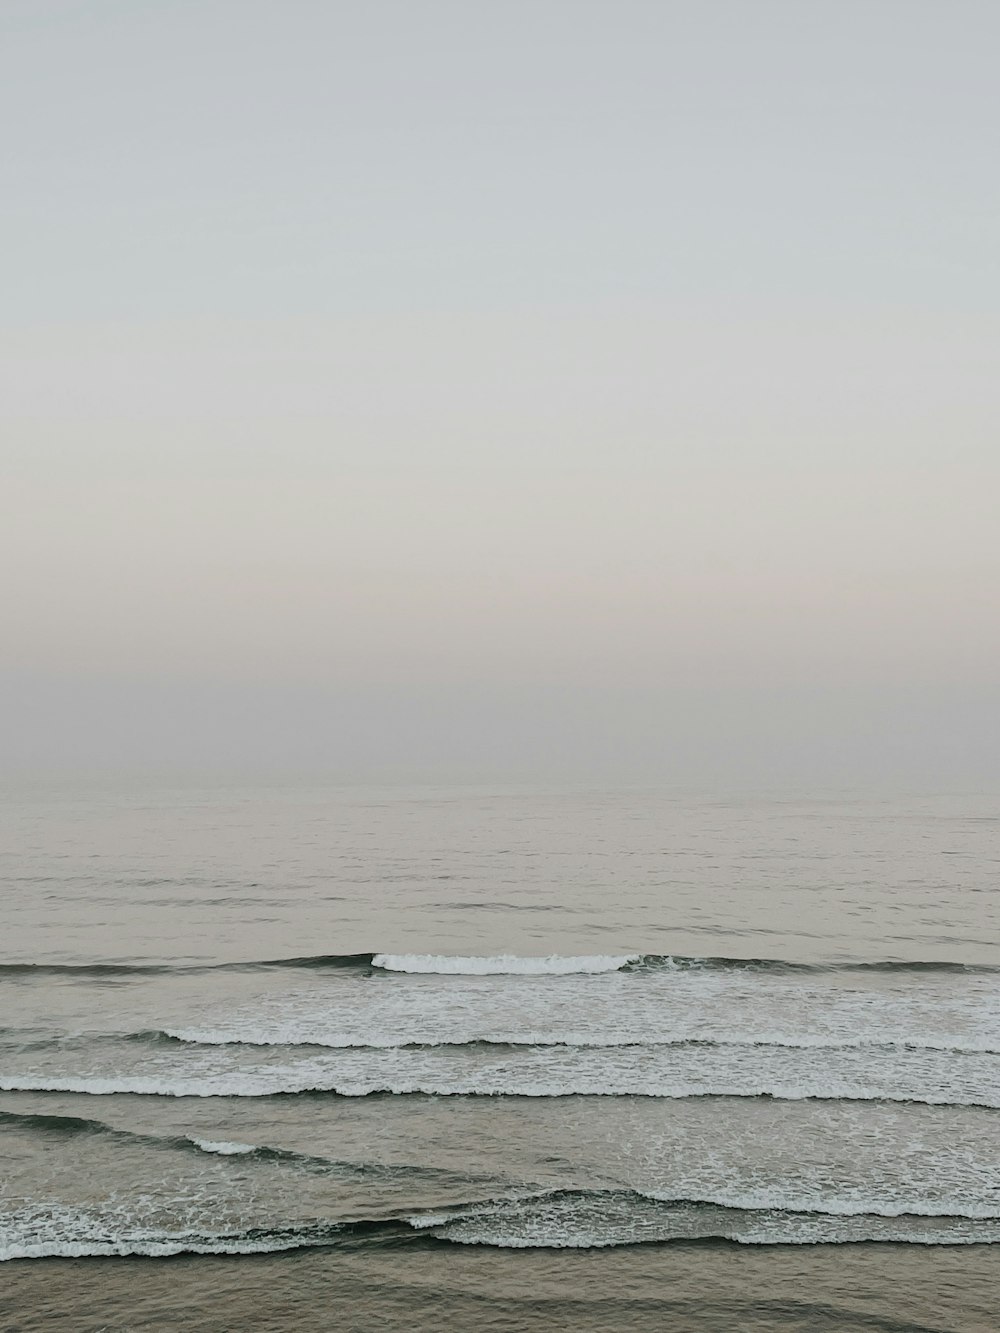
[371,953,639,975]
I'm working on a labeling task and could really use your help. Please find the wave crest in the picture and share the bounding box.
[1,952,995,978]
[371,953,639,976]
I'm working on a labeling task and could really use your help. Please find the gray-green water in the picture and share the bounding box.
[2,783,999,1328]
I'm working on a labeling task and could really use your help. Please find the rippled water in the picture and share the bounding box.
[2,782,999,1328]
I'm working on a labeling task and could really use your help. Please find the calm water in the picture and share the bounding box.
[2,783,999,1329]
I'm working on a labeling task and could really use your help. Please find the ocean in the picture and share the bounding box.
[1,782,998,1330]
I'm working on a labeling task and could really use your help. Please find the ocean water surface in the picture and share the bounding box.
[1,783,998,1329]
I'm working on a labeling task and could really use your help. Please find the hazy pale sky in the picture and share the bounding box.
[2,1,998,781]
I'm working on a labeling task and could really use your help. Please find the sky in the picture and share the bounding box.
[2,0,998,783]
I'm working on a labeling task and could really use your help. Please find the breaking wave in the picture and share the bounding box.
[2,1074,994,1107]
[154,1030,1000,1056]
[5,945,997,1258]
[410,1188,1000,1248]
[0,1108,328,1169]
[3,952,996,979]
[370,953,640,975]
[0,1220,358,1263]
[5,1189,1000,1261]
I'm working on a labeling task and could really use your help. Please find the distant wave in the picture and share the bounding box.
[2,952,997,978]
[371,953,640,975]
[0,954,377,978]
[0,961,176,977]
[0,952,636,978]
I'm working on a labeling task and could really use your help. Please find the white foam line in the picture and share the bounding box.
[1,1074,995,1106]
[638,1190,1000,1221]
[190,1138,256,1155]
[426,1228,993,1249]
[372,953,639,975]
[0,1235,334,1261]
[406,1198,1000,1227]
[160,1028,1000,1055]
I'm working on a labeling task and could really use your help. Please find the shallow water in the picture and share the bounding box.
[2,783,998,1327]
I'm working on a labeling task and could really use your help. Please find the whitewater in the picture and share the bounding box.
[2,782,999,1329]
